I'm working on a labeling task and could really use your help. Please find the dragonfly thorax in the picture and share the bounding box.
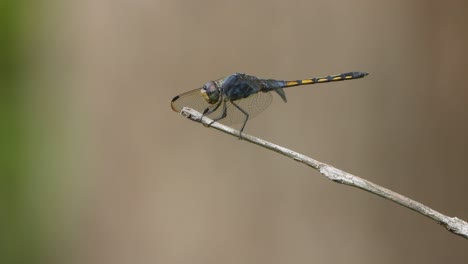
[201,81,220,104]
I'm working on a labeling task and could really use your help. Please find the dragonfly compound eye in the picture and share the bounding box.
[200,81,219,104]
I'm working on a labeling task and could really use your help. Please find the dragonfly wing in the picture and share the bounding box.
[226,92,273,124]
[171,88,273,125]
[171,88,225,119]
[171,88,207,112]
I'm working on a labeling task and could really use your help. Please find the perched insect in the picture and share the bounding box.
[171,71,368,134]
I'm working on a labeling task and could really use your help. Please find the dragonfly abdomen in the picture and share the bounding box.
[284,71,368,88]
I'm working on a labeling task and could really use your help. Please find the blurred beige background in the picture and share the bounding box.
[29,0,468,263]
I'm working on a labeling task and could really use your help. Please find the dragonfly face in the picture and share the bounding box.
[201,81,220,104]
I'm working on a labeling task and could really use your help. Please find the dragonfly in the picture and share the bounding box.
[171,71,368,134]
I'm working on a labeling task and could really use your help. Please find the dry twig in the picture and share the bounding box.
[179,107,468,240]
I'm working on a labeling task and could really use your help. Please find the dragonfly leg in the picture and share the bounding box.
[230,100,249,138]
[208,100,228,127]
[201,99,222,127]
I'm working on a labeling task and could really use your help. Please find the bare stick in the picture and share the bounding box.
[179,107,468,240]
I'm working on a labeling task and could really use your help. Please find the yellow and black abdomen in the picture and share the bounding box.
[284,71,368,88]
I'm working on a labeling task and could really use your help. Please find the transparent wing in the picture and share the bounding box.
[171,89,274,125]
[226,91,273,124]
[171,88,208,112]
[171,88,226,120]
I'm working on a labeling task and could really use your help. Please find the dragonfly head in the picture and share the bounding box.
[201,81,220,104]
